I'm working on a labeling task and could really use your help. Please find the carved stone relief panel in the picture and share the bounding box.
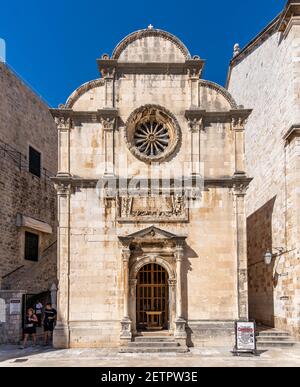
[117,194,188,223]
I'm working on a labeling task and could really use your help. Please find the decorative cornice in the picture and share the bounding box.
[185,108,252,125]
[65,79,105,109]
[51,176,253,190]
[50,108,118,124]
[111,28,192,60]
[283,124,300,143]
[96,60,205,76]
[118,225,187,245]
[278,2,300,33]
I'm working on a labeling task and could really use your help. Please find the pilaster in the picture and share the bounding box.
[54,113,72,177]
[233,183,249,321]
[53,182,72,348]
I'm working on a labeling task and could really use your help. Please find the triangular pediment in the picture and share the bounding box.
[118,225,186,244]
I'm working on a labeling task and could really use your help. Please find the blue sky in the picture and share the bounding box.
[0,0,286,107]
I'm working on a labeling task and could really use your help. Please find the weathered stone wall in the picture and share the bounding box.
[0,291,23,344]
[228,22,300,338]
[53,29,249,348]
[0,62,57,295]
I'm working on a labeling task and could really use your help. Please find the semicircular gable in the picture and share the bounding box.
[65,79,105,109]
[199,80,238,111]
[112,28,191,63]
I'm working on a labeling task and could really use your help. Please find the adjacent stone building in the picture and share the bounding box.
[227,0,300,339]
[51,27,252,349]
[0,62,57,342]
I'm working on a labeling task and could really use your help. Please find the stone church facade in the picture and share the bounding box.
[51,27,252,348]
[228,0,300,339]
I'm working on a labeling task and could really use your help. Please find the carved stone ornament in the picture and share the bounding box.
[55,116,72,130]
[231,116,247,130]
[233,183,248,196]
[101,117,116,131]
[125,105,181,163]
[54,183,72,196]
[188,117,203,132]
[120,317,132,339]
[117,194,188,222]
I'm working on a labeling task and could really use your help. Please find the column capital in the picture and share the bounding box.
[187,117,204,132]
[175,245,184,262]
[168,279,177,288]
[100,116,116,131]
[97,57,118,79]
[55,116,72,131]
[233,183,248,197]
[122,248,131,263]
[129,279,137,288]
[54,182,73,196]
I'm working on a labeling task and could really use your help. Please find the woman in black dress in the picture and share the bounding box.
[22,308,38,348]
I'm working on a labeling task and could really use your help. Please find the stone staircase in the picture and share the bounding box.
[256,327,298,349]
[120,331,189,353]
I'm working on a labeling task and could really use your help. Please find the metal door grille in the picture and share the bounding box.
[136,263,168,330]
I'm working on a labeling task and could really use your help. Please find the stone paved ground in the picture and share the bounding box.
[0,345,300,367]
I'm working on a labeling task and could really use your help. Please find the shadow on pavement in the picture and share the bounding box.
[0,345,57,363]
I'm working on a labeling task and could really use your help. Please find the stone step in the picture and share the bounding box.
[256,335,292,342]
[135,336,176,343]
[256,331,290,337]
[128,341,180,348]
[257,340,297,348]
[120,346,189,354]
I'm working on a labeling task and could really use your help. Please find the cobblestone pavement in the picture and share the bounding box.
[0,345,300,367]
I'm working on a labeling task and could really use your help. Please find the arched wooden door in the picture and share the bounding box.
[136,263,169,331]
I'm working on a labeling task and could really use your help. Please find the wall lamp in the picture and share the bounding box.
[264,247,285,265]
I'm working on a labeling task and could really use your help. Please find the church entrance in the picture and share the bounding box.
[136,263,169,331]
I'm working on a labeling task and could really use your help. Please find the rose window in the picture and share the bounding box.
[134,121,170,157]
[126,105,181,163]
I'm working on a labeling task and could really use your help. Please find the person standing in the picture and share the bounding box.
[21,308,38,349]
[34,300,43,327]
[42,303,57,346]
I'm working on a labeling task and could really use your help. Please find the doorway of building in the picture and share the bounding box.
[136,263,169,331]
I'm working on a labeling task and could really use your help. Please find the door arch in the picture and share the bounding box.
[136,263,169,331]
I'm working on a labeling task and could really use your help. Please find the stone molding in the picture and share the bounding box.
[51,176,252,190]
[278,2,300,33]
[50,108,118,126]
[129,255,175,280]
[283,124,300,144]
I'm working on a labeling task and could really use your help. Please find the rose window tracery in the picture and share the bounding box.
[134,121,170,157]
[125,105,180,163]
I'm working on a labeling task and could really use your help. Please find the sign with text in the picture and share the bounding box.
[235,321,256,352]
[9,300,21,315]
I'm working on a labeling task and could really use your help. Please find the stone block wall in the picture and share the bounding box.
[228,20,300,338]
[0,291,23,344]
[0,62,57,295]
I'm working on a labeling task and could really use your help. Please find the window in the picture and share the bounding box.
[24,232,39,262]
[29,146,41,177]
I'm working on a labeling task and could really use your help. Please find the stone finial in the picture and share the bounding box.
[148,24,154,30]
[233,43,241,57]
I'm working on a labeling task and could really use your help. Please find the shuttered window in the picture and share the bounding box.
[24,232,39,262]
[29,146,41,177]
